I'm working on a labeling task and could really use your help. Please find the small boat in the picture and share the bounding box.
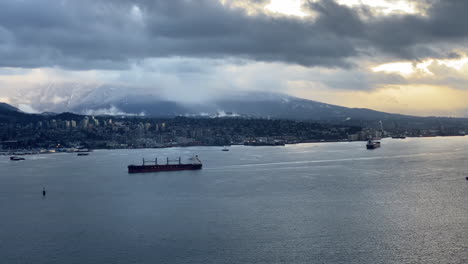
[77,153,89,156]
[10,156,25,161]
[366,140,381,150]
[222,146,229,151]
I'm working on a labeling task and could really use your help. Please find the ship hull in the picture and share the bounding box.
[366,143,381,149]
[128,164,202,173]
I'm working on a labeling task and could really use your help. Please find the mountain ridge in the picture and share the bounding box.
[1,92,466,124]
[69,92,417,122]
[0,102,20,113]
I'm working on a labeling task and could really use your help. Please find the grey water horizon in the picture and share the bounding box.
[1,137,467,263]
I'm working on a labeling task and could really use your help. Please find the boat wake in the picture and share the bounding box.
[206,152,456,170]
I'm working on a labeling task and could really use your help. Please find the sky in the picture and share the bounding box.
[1,0,468,116]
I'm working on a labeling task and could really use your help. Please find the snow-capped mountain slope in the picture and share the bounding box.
[2,85,411,122]
[68,91,410,121]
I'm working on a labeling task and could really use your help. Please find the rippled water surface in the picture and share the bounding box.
[1,137,468,263]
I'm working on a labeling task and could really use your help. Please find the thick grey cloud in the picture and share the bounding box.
[363,0,468,59]
[0,0,467,70]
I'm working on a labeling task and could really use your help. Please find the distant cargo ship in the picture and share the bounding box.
[366,140,381,149]
[128,156,202,173]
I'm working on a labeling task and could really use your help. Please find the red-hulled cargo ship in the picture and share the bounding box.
[128,156,202,173]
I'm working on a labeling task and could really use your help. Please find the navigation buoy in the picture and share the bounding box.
[42,187,46,197]
[466,177,468,181]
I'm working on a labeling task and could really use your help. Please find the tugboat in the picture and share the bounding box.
[128,156,202,173]
[366,140,381,149]
[10,156,25,161]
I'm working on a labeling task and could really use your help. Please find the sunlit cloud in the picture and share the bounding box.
[438,57,468,71]
[219,0,267,15]
[265,0,308,17]
[372,62,415,76]
[221,0,421,17]
[415,60,434,75]
[0,97,11,104]
[336,0,421,15]
[372,56,468,77]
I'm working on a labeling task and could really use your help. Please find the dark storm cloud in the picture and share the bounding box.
[0,0,467,70]
[360,0,468,59]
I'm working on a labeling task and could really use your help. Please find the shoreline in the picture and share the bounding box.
[3,135,468,156]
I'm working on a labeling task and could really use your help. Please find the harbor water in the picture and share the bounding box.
[1,137,468,263]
